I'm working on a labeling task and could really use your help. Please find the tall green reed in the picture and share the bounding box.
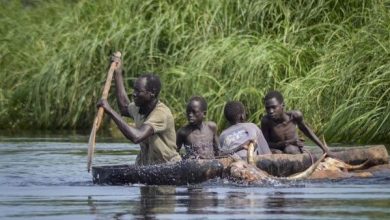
[0,0,389,143]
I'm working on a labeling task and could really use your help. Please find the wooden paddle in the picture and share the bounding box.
[87,51,121,172]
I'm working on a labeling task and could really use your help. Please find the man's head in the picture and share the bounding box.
[224,101,246,124]
[132,73,161,106]
[263,91,284,120]
[186,96,207,125]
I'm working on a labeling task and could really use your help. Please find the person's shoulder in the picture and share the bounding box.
[205,121,218,131]
[219,125,230,137]
[242,122,261,131]
[155,101,171,110]
[153,101,173,116]
[242,122,257,127]
[289,110,303,122]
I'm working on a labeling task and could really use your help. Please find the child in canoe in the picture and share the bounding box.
[260,91,332,155]
[219,101,271,159]
[176,96,220,159]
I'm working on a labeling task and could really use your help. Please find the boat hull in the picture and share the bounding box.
[92,145,389,185]
[93,159,224,185]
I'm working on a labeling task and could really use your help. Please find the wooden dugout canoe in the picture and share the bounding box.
[92,145,389,185]
[92,159,224,185]
[256,145,389,177]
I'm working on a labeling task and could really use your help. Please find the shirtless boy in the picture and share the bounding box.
[260,91,331,155]
[219,101,271,159]
[176,96,219,159]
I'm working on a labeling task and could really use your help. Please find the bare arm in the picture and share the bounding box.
[97,99,154,144]
[111,56,131,117]
[209,122,220,156]
[295,111,329,153]
[260,117,270,143]
[256,126,271,155]
[176,129,185,153]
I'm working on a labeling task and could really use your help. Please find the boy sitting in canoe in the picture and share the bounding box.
[219,101,271,159]
[260,91,331,155]
[176,96,220,159]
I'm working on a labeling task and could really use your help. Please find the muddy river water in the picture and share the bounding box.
[0,134,389,219]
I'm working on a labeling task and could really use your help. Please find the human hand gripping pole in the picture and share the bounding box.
[87,51,121,172]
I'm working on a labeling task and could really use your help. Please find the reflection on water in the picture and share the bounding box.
[0,134,390,219]
[185,187,218,214]
[138,186,176,218]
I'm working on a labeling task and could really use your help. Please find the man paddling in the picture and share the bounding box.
[97,55,181,165]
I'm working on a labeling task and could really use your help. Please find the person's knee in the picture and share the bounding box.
[284,145,301,154]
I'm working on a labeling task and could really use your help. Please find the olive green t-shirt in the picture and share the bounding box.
[128,101,181,166]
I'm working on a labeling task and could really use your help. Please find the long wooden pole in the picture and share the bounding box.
[87,51,121,172]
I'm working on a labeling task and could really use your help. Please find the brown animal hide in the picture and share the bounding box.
[308,157,372,180]
[228,154,327,183]
[229,160,271,183]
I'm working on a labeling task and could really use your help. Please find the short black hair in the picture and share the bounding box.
[264,91,284,104]
[139,73,161,96]
[224,101,245,123]
[188,96,207,111]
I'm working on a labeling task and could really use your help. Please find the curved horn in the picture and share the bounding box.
[286,153,327,180]
[322,135,331,152]
[320,136,368,171]
[345,160,369,171]
[247,142,255,165]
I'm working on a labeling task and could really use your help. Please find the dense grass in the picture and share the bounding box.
[1,0,389,144]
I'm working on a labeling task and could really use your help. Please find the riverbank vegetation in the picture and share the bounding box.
[1,0,389,144]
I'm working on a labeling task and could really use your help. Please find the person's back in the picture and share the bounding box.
[219,101,271,159]
[177,96,219,159]
[220,122,271,158]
